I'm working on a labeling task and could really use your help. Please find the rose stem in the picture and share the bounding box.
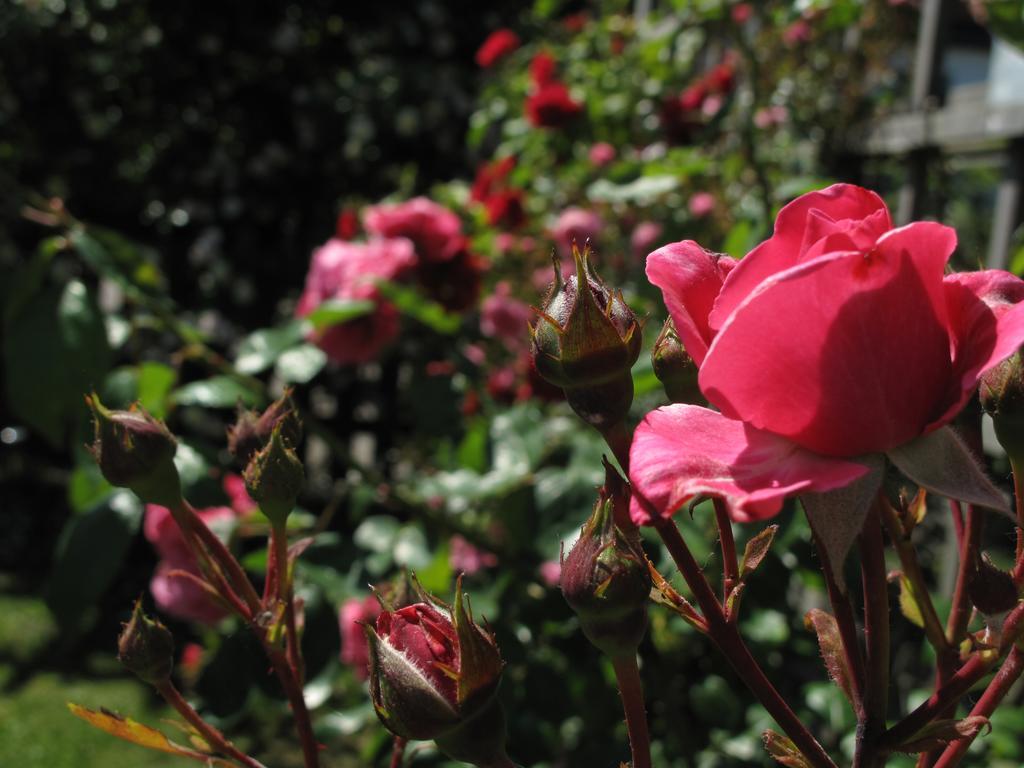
[712,498,740,611]
[273,525,306,682]
[948,499,965,551]
[260,639,320,768]
[809,522,866,713]
[945,506,983,667]
[651,515,837,768]
[155,679,266,768]
[389,736,407,768]
[931,646,1024,768]
[882,598,1024,750]
[878,496,950,655]
[171,498,262,614]
[854,504,890,768]
[1011,457,1024,584]
[611,654,653,768]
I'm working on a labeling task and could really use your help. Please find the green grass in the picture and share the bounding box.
[0,591,178,768]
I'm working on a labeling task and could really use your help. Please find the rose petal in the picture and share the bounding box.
[628,405,871,525]
[926,270,1024,432]
[700,222,956,456]
[888,426,1011,514]
[646,241,736,366]
[709,184,891,332]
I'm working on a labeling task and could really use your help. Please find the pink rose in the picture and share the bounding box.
[631,183,1024,526]
[296,237,416,365]
[475,29,520,68]
[144,504,237,624]
[754,105,788,129]
[551,207,603,257]
[363,197,462,263]
[339,595,382,679]
[539,560,562,587]
[222,473,256,516]
[448,534,498,576]
[688,192,716,218]
[783,19,812,46]
[731,3,753,23]
[480,281,532,351]
[588,142,616,167]
[631,221,664,261]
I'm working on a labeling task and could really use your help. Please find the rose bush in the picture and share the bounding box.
[631,183,1024,524]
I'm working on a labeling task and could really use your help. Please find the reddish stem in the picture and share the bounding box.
[389,736,407,768]
[946,507,983,658]
[1011,457,1024,584]
[155,680,266,768]
[712,498,740,611]
[652,517,837,768]
[611,655,652,768]
[931,646,1024,768]
[854,506,890,768]
[809,522,866,716]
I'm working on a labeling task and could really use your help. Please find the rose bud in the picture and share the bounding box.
[980,350,1024,462]
[651,316,702,404]
[243,424,304,529]
[87,394,181,507]
[117,599,175,685]
[561,464,651,658]
[365,579,512,767]
[968,552,1019,617]
[227,388,303,466]
[531,245,642,430]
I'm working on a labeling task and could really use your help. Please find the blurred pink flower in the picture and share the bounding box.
[144,504,236,624]
[731,3,753,23]
[222,473,256,516]
[481,281,532,351]
[688,192,716,218]
[783,20,812,46]
[296,237,417,365]
[475,29,520,68]
[363,197,462,263]
[449,534,498,575]
[702,94,724,118]
[551,207,603,257]
[754,105,788,129]
[631,221,664,261]
[339,596,382,680]
[588,142,616,167]
[539,560,562,587]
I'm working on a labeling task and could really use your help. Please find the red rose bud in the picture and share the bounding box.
[227,388,303,466]
[968,552,1019,617]
[652,316,702,404]
[243,424,304,528]
[531,245,642,430]
[560,465,651,657]
[117,599,175,685]
[87,394,181,507]
[366,580,510,767]
[979,350,1024,461]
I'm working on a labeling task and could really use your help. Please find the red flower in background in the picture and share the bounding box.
[525,82,582,128]
[416,238,487,312]
[551,207,603,257]
[475,28,520,68]
[144,504,238,624]
[529,51,557,86]
[297,237,417,365]
[364,197,462,263]
[470,156,517,204]
[339,595,382,679]
[484,189,526,229]
[335,208,360,240]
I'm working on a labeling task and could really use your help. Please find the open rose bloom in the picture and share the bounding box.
[631,184,1024,548]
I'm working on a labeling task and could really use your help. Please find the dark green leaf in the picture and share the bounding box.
[304,299,375,330]
[234,321,305,374]
[172,375,262,408]
[275,344,327,383]
[375,281,461,334]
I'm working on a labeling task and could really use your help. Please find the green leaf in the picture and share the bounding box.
[375,281,461,334]
[4,279,111,447]
[898,573,925,628]
[45,490,142,632]
[740,525,778,580]
[234,321,305,374]
[804,609,855,706]
[304,299,375,330]
[393,525,432,569]
[275,344,328,383]
[137,362,177,419]
[586,174,679,204]
[172,375,262,408]
[763,730,813,768]
[894,716,991,754]
[353,516,400,553]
